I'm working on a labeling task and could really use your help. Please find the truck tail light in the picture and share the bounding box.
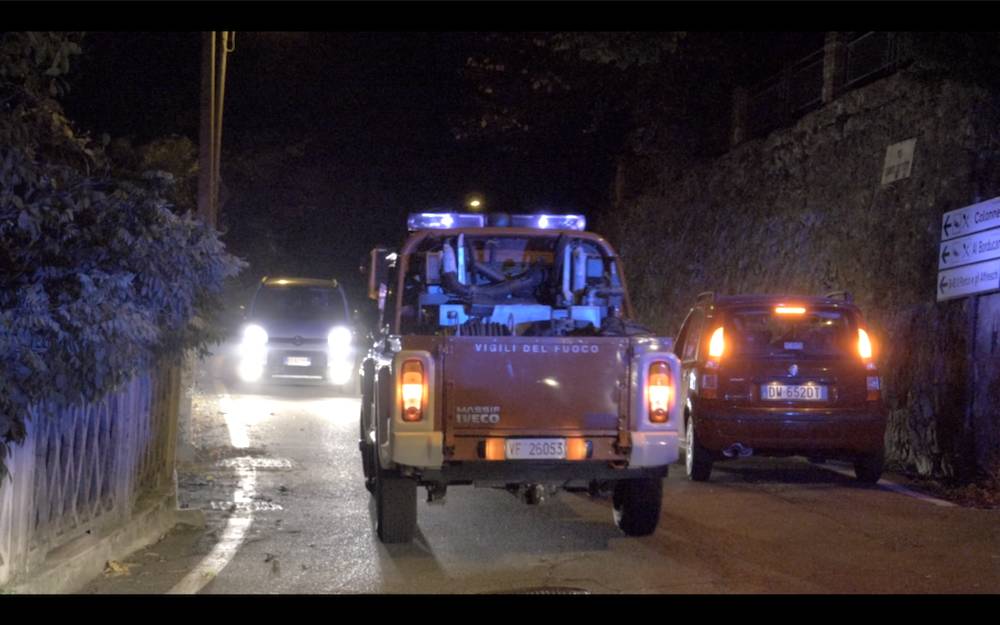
[400,359,424,422]
[647,361,673,423]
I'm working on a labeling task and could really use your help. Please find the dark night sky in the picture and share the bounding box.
[64,32,603,210]
[58,29,832,293]
[61,31,636,289]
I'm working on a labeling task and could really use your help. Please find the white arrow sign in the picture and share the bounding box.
[941,196,1000,241]
[937,259,1000,301]
[938,227,1000,270]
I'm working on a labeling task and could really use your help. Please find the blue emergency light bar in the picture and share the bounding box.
[509,214,586,231]
[407,213,486,231]
[407,212,586,231]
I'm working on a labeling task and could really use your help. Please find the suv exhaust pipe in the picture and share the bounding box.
[723,442,753,458]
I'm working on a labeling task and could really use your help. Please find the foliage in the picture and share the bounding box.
[454,33,684,151]
[0,32,244,481]
[452,32,743,164]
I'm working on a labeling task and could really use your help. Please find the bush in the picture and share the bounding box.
[0,32,244,481]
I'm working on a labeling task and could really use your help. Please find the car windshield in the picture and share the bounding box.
[726,307,855,357]
[253,285,346,321]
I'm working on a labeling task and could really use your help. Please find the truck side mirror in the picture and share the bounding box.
[366,246,395,307]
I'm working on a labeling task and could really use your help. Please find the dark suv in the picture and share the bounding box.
[238,277,355,388]
[674,292,887,483]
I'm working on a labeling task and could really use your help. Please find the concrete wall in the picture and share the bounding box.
[603,67,1000,478]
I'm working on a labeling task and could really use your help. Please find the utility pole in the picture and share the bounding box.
[197,32,234,229]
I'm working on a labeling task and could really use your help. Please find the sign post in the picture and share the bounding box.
[938,196,1000,478]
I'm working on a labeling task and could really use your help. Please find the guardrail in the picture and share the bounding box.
[0,359,180,587]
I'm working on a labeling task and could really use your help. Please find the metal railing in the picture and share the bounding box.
[742,32,911,143]
[0,360,180,586]
[845,31,909,89]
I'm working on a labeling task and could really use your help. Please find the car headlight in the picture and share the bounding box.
[328,326,352,349]
[243,324,268,345]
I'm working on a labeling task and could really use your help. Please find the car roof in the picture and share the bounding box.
[261,277,339,288]
[702,293,860,310]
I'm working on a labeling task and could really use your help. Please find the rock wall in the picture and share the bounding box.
[602,68,1000,478]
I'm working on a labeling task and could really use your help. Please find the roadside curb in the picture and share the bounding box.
[7,492,205,595]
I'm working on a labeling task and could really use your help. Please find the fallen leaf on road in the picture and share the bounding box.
[103,560,131,577]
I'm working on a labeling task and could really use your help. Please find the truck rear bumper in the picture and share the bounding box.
[417,461,668,484]
[629,431,680,467]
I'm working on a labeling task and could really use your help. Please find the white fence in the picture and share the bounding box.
[0,360,179,587]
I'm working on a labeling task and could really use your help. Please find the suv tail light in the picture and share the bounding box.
[857,329,881,400]
[708,326,725,360]
[647,361,673,423]
[857,328,873,361]
[400,359,425,422]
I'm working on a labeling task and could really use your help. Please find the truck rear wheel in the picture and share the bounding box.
[375,470,417,543]
[612,477,663,536]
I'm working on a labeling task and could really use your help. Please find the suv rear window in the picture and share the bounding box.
[725,307,855,358]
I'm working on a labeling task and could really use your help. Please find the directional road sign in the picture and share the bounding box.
[937,259,1000,301]
[938,227,1000,270]
[940,196,1000,241]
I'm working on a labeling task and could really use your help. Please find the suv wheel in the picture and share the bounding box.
[612,477,663,536]
[854,447,885,484]
[374,469,417,543]
[685,417,713,482]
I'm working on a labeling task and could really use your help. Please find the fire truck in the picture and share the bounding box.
[359,212,680,543]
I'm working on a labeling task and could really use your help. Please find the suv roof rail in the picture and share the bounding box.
[825,290,853,302]
[696,291,715,304]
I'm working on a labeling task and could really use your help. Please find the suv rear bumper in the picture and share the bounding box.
[694,405,886,455]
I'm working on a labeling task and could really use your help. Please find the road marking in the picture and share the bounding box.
[168,386,257,594]
[819,462,957,508]
[218,457,293,469]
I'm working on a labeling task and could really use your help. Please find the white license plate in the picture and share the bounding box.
[505,438,566,460]
[761,384,828,401]
[284,356,312,367]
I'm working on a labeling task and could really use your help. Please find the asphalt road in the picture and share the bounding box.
[80,343,1000,594]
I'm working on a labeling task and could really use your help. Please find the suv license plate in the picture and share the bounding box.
[505,438,566,460]
[285,356,311,367]
[761,384,828,401]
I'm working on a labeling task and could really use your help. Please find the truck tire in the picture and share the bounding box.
[375,469,417,544]
[612,477,663,536]
[360,361,376,492]
[854,447,885,484]
[685,416,713,482]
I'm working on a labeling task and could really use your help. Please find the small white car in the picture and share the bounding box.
[238,276,355,389]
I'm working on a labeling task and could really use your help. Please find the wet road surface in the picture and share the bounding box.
[81,344,1000,594]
